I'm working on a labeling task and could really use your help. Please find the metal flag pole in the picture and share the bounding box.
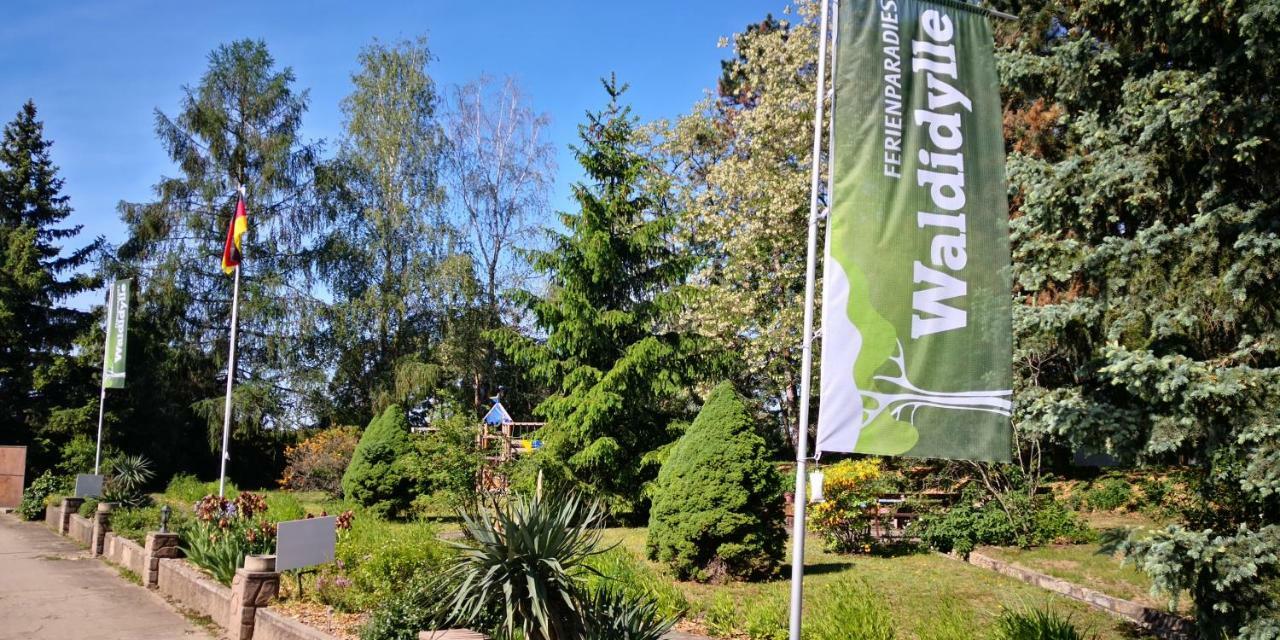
[218,185,245,498]
[94,281,117,475]
[788,0,835,638]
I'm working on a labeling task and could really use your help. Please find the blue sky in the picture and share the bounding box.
[0,0,789,308]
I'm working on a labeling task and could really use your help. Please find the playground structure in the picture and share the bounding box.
[475,398,544,494]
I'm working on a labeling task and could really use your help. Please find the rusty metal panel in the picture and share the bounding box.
[0,446,27,508]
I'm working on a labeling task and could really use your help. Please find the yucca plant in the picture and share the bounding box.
[581,586,675,640]
[102,454,154,508]
[448,490,608,640]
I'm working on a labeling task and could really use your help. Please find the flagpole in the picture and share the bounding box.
[218,187,245,498]
[94,282,116,476]
[788,0,833,638]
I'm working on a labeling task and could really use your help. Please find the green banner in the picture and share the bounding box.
[816,0,1012,461]
[103,279,130,389]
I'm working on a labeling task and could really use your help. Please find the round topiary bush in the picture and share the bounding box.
[342,404,415,519]
[646,381,784,582]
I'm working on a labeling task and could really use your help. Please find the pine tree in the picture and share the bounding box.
[494,77,703,518]
[996,1,1280,636]
[0,101,102,471]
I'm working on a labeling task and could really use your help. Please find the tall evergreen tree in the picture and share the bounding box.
[117,40,321,468]
[0,101,102,472]
[495,77,702,518]
[997,1,1280,636]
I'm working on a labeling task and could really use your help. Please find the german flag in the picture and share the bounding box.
[221,196,248,275]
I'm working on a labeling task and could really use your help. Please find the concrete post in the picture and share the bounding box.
[143,531,181,589]
[59,497,84,535]
[228,554,279,640]
[91,502,114,556]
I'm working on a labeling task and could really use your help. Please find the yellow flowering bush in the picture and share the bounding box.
[808,458,892,553]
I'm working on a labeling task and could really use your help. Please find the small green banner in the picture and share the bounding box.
[816,0,1012,461]
[103,279,131,389]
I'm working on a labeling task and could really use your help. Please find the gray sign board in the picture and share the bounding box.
[74,474,104,498]
[276,516,337,571]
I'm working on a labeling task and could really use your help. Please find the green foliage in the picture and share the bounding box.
[0,101,102,476]
[805,577,896,640]
[164,473,237,505]
[359,573,461,640]
[342,405,415,519]
[314,37,470,423]
[334,518,449,611]
[17,471,69,520]
[646,382,784,582]
[262,492,306,522]
[992,607,1091,640]
[664,5,825,450]
[998,0,1280,635]
[110,505,187,545]
[583,547,689,621]
[579,586,675,640]
[914,598,974,640]
[915,485,1093,556]
[1082,477,1133,512]
[78,498,98,518]
[493,77,704,518]
[404,412,481,514]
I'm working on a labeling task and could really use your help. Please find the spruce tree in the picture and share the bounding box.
[494,77,702,518]
[117,40,322,449]
[997,1,1280,636]
[647,381,784,582]
[0,101,102,471]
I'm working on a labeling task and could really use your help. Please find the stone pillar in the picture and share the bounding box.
[90,502,114,556]
[143,531,181,588]
[59,497,83,535]
[228,554,279,640]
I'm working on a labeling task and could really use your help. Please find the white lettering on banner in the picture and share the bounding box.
[880,0,902,178]
[910,8,972,337]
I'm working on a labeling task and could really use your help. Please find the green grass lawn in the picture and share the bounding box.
[979,544,1190,615]
[601,528,1153,640]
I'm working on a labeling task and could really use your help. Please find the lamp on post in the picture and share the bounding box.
[159,505,171,533]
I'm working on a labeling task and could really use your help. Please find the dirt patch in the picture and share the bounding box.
[271,600,367,640]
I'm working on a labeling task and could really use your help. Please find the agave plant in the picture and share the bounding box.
[102,454,154,508]
[581,586,675,640]
[448,490,609,640]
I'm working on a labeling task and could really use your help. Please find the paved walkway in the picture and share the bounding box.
[0,513,215,640]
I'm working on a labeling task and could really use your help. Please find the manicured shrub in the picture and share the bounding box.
[808,458,896,553]
[646,382,785,582]
[279,426,359,496]
[17,471,70,520]
[342,405,415,519]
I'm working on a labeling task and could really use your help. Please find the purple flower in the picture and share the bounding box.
[333,577,351,588]
[224,503,238,517]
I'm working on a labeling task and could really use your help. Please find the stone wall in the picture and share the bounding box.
[67,513,93,547]
[157,558,233,625]
[965,550,1194,640]
[44,504,58,529]
[102,532,147,577]
[254,608,342,640]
